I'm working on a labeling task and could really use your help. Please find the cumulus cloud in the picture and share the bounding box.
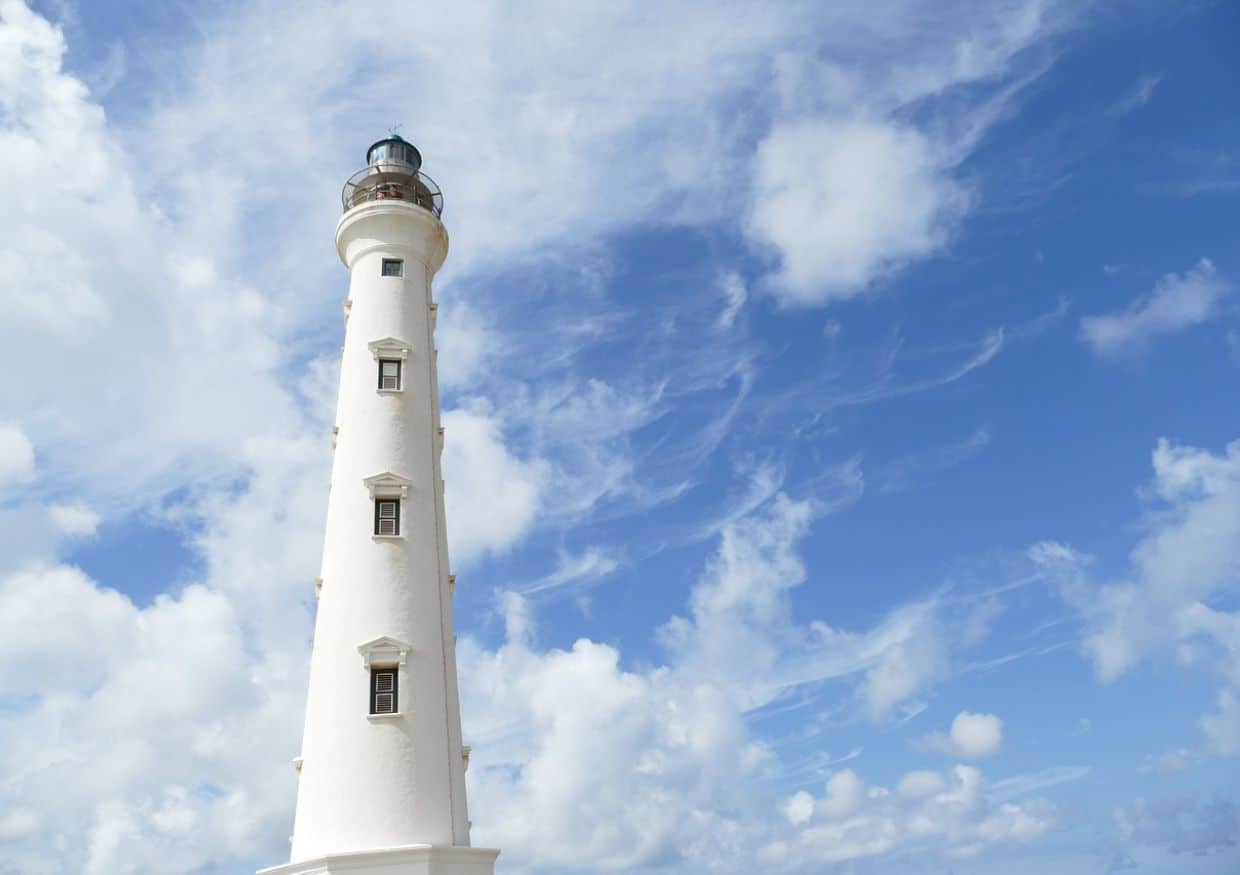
[0,564,300,874]
[442,405,546,564]
[461,600,774,872]
[748,118,970,304]
[0,0,297,506]
[1081,259,1231,357]
[918,711,1005,758]
[1037,439,1240,684]
[0,421,331,873]
[1036,437,1240,768]
[766,765,1055,865]
[460,498,824,871]
[460,488,1050,873]
[739,0,1069,305]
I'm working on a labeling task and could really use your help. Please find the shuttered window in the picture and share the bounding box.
[375,499,400,536]
[379,359,402,390]
[371,668,398,714]
[381,258,404,277]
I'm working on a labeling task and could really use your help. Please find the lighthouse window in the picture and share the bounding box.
[378,359,402,390]
[370,668,398,715]
[381,258,404,277]
[375,499,400,536]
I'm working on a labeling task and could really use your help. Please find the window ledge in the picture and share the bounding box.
[376,388,404,395]
[372,534,404,542]
[367,712,402,721]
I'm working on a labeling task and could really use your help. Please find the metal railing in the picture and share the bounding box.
[342,164,444,217]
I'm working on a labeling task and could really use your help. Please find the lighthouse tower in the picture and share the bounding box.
[260,138,499,875]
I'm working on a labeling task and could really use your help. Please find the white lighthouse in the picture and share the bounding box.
[260,137,499,875]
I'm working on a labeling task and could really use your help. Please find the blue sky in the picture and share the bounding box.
[1,1,1238,873]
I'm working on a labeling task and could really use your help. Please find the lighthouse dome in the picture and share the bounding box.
[366,135,422,171]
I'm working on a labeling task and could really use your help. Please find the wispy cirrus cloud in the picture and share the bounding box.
[1108,73,1163,116]
[517,546,621,597]
[880,426,992,493]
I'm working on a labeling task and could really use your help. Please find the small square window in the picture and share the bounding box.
[371,668,398,714]
[381,258,404,277]
[379,359,402,391]
[375,499,400,536]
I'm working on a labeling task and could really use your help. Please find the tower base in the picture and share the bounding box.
[258,845,499,875]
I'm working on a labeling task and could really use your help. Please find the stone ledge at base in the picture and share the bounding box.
[257,845,499,875]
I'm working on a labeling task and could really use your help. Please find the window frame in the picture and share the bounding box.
[378,358,402,391]
[370,667,399,715]
[381,258,404,278]
[374,498,401,537]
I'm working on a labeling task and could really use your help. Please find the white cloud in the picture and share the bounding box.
[0,420,330,873]
[522,377,670,524]
[519,546,620,596]
[950,711,1004,759]
[767,765,1056,865]
[442,405,546,564]
[457,480,1042,872]
[1037,437,1240,767]
[1109,73,1163,116]
[48,502,101,537]
[460,592,776,872]
[748,118,970,304]
[740,2,1068,305]
[784,791,815,825]
[1111,440,1240,681]
[0,563,299,874]
[716,271,748,329]
[0,424,35,489]
[1028,540,1091,568]
[918,710,1005,759]
[1081,259,1231,357]
[1037,439,1240,685]
[436,300,499,390]
[849,600,953,721]
[989,766,1091,800]
[0,1,298,509]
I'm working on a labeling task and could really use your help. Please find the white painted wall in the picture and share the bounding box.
[286,199,475,862]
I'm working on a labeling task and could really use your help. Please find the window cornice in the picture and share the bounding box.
[368,337,411,361]
[364,471,412,499]
[357,635,412,669]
